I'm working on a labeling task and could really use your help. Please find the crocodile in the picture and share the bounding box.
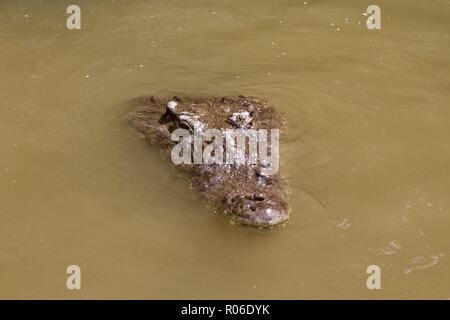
[129,95,289,227]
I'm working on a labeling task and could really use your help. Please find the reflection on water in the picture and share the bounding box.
[0,0,449,299]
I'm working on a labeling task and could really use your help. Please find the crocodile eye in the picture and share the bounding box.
[167,101,177,113]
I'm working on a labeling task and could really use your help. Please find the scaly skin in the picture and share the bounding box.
[128,95,289,227]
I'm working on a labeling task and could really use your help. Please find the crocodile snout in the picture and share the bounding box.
[226,193,288,227]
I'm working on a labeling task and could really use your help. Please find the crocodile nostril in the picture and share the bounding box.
[253,193,265,201]
[245,193,266,201]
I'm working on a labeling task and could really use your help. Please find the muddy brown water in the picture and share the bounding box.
[0,0,449,299]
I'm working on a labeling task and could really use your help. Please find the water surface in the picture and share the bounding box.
[0,0,449,298]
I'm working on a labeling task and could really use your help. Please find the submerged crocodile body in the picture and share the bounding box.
[129,95,289,227]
